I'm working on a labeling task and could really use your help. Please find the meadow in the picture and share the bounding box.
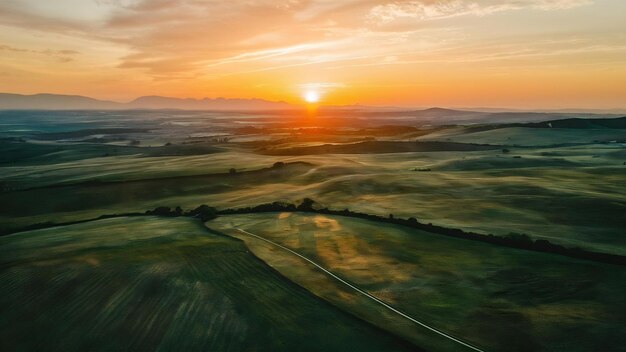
[209,213,626,352]
[1,109,625,351]
[0,216,415,351]
[2,129,624,254]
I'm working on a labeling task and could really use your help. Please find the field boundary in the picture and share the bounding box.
[4,200,624,266]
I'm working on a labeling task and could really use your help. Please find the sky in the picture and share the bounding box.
[0,0,624,109]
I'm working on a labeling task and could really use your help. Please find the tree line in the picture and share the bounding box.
[217,198,626,266]
[3,199,624,266]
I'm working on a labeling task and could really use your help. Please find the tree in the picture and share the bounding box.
[186,205,217,221]
[297,198,316,211]
[229,168,237,175]
[146,206,173,216]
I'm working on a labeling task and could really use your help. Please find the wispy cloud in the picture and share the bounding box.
[201,42,340,68]
[0,0,600,78]
[368,0,593,24]
[0,43,79,62]
[321,36,626,74]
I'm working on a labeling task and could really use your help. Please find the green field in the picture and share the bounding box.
[1,110,625,351]
[3,143,624,254]
[210,213,626,352]
[0,216,417,351]
[419,126,626,146]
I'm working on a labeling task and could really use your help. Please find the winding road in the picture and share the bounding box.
[235,228,485,352]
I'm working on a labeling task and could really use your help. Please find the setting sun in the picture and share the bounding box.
[304,91,320,104]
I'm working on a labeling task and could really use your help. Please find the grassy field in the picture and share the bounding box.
[0,216,417,351]
[418,126,626,146]
[2,110,625,351]
[2,141,624,254]
[209,213,626,352]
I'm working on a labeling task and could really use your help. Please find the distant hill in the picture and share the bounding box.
[408,108,621,125]
[455,116,626,138]
[414,107,480,117]
[521,116,626,129]
[411,107,487,123]
[0,93,295,111]
[262,140,500,155]
[127,95,294,110]
[0,93,122,110]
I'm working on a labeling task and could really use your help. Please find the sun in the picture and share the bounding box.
[304,90,320,103]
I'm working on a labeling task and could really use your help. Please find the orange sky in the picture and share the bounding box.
[0,0,624,109]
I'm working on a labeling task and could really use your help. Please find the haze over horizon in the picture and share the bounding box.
[2,91,626,113]
[0,0,625,109]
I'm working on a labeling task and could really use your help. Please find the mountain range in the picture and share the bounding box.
[0,93,294,111]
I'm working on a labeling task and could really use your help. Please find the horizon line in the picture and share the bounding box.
[1,92,625,114]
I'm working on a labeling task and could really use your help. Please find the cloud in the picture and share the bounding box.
[0,44,29,53]
[368,0,593,24]
[0,43,80,62]
[531,0,594,10]
[0,0,610,84]
[323,35,626,72]
[3,0,596,78]
[299,82,346,90]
